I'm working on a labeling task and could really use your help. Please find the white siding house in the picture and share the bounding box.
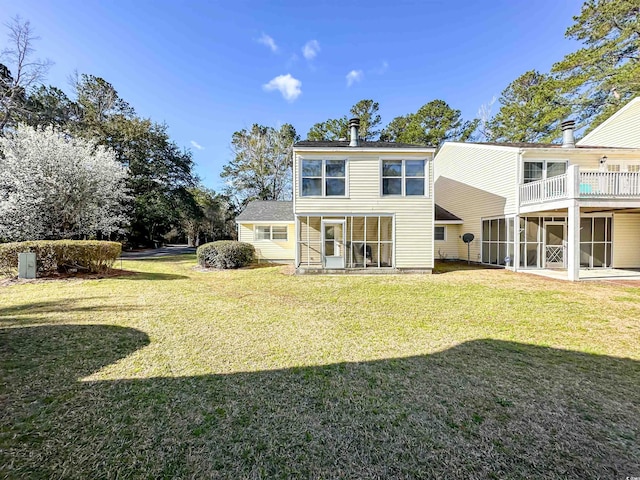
[293,118,436,272]
[577,98,640,149]
[434,101,640,281]
[235,201,295,263]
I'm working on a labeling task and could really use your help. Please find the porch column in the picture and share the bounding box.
[294,216,299,268]
[567,201,580,281]
[513,216,520,271]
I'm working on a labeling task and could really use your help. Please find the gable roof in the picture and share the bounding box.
[435,204,462,222]
[295,140,433,149]
[462,141,620,150]
[576,97,640,148]
[235,201,293,222]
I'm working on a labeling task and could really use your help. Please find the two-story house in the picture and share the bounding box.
[292,119,436,273]
[434,97,640,281]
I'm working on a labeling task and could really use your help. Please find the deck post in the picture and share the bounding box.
[567,201,580,281]
[567,164,580,199]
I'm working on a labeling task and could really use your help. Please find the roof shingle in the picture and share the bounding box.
[435,204,462,222]
[235,201,293,222]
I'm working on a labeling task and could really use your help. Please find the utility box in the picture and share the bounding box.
[18,252,36,279]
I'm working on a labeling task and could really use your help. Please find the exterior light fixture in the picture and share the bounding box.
[600,155,608,164]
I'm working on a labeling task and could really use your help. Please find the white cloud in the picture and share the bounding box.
[374,61,389,74]
[263,74,302,102]
[190,140,204,150]
[258,33,278,53]
[346,69,363,87]
[302,40,320,60]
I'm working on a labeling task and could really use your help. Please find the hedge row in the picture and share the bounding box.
[0,240,122,277]
[197,241,255,269]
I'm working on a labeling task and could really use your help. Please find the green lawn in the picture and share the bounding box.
[1,256,639,478]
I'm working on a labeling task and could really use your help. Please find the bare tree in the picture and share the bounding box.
[0,16,52,132]
[475,96,497,142]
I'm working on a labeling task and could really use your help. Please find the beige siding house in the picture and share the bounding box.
[235,201,295,263]
[434,99,640,280]
[293,118,436,272]
[434,205,463,261]
[577,97,640,149]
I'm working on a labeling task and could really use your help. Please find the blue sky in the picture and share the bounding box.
[0,0,584,190]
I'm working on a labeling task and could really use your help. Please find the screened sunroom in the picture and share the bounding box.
[296,215,394,269]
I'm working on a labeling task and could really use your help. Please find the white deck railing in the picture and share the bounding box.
[520,174,568,204]
[520,169,640,205]
[579,171,640,197]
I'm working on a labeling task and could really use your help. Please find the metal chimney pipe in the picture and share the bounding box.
[561,120,576,148]
[349,118,360,147]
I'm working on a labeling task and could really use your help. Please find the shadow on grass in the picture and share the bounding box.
[1,324,638,478]
[0,298,142,326]
[112,270,190,281]
[434,260,503,274]
[122,254,197,263]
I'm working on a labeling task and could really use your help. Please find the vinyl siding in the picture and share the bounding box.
[521,150,640,173]
[434,144,518,262]
[237,223,295,261]
[577,98,640,148]
[435,224,461,260]
[294,151,434,268]
[612,213,640,267]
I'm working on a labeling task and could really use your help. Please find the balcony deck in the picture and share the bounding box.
[520,168,640,206]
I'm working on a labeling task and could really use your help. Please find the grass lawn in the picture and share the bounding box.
[1,256,639,479]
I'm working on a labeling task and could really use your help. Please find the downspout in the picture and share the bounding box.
[514,149,523,271]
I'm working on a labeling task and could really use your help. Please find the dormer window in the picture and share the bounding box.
[301,159,346,197]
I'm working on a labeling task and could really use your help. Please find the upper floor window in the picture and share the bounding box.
[301,159,346,196]
[382,160,426,196]
[523,160,567,183]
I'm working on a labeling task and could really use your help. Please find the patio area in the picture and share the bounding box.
[522,268,640,282]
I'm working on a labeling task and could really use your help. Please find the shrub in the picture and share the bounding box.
[0,240,122,277]
[197,241,255,269]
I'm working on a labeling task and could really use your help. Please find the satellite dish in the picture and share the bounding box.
[461,233,475,265]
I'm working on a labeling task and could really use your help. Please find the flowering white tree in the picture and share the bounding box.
[0,125,129,241]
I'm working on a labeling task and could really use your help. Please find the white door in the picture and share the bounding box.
[545,222,566,268]
[322,221,345,268]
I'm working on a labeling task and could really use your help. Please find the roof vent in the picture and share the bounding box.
[349,118,360,147]
[561,119,575,148]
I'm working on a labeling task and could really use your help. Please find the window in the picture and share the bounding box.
[382,160,426,196]
[301,159,346,196]
[272,226,288,240]
[580,217,612,268]
[523,162,543,183]
[628,165,640,172]
[254,225,288,241]
[523,161,567,183]
[255,226,271,240]
[482,217,515,266]
[434,226,446,241]
[297,215,393,268]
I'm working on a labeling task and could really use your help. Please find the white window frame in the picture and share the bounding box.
[299,157,348,198]
[434,226,446,242]
[253,225,288,242]
[522,159,569,183]
[380,158,430,197]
